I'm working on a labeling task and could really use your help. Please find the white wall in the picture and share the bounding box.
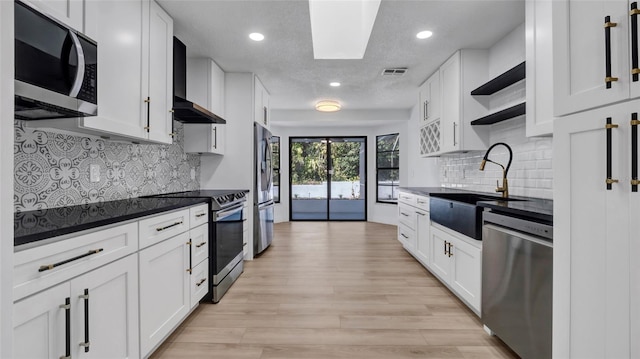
[270,109,409,225]
[200,73,255,257]
[1,2,13,356]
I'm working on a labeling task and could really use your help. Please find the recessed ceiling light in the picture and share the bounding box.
[416,30,433,39]
[315,100,341,112]
[330,82,341,87]
[249,32,265,41]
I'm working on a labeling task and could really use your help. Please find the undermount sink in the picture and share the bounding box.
[429,193,526,240]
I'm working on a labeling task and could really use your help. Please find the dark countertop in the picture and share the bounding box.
[399,186,553,223]
[14,197,210,248]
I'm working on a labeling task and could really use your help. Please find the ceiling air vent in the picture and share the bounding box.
[382,68,408,76]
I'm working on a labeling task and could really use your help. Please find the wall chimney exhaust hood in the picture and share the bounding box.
[173,37,226,124]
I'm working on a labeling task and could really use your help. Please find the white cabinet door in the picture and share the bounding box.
[70,254,139,359]
[440,52,461,153]
[397,223,416,254]
[83,0,148,140]
[554,101,631,358]
[415,210,430,267]
[449,236,481,312]
[429,225,452,282]
[183,124,225,154]
[187,58,225,116]
[254,75,270,129]
[146,0,173,144]
[23,0,84,32]
[526,0,554,137]
[190,223,209,268]
[553,0,629,116]
[13,283,70,359]
[420,71,440,125]
[139,232,190,357]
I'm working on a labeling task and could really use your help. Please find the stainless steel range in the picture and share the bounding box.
[147,190,248,303]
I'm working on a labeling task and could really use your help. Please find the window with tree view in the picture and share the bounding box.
[271,136,280,203]
[376,133,399,203]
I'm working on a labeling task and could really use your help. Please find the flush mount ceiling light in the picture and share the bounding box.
[249,32,265,41]
[330,82,341,87]
[416,30,433,39]
[309,0,381,59]
[315,100,341,112]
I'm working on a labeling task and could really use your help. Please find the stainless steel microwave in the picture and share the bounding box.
[14,0,98,120]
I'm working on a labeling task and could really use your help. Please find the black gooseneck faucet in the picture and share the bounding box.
[479,142,513,198]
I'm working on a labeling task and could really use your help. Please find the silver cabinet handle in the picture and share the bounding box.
[453,122,457,146]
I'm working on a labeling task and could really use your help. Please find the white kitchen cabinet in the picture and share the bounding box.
[31,0,174,144]
[415,208,430,267]
[22,0,84,32]
[553,0,630,116]
[525,0,554,137]
[183,123,225,155]
[397,223,416,254]
[439,50,490,154]
[187,58,225,117]
[139,231,191,357]
[554,99,636,358]
[429,223,482,314]
[254,75,271,129]
[397,191,430,268]
[189,223,209,274]
[419,71,441,125]
[13,254,139,359]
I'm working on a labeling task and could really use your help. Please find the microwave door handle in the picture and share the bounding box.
[67,30,85,98]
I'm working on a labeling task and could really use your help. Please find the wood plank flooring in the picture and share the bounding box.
[151,222,518,359]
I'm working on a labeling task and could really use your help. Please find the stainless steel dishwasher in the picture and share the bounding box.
[482,210,553,359]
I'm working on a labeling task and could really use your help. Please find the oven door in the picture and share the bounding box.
[212,203,244,281]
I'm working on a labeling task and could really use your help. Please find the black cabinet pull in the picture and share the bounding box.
[632,113,639,192]
[632,3,640,81]
[144,97,151,132]
[444,241,447,255]
[60,297,71,359]
[605,16,619,88]
[606,117,620,190]
[39,248,104,272]
[196,278,206,287]
[79,288,90,352]
[156,221,183,232]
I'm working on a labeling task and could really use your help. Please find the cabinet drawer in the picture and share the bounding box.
[398,223,416,253]
[14,222,138,301]
[415,195,430,211]
[398,203,416,229]
[139,209,190,249]
[190,259,209,308]
[190,223,209,267]
[190,203,209,228]
[398,192,416,205]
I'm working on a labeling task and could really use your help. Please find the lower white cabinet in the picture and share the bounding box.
[397,223,416,253]
[415,209,430,267]
[13,254,139,359]
[138,232,191,357]
[429,224,482,313]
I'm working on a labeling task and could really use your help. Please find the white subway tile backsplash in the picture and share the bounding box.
[439,119,553,199]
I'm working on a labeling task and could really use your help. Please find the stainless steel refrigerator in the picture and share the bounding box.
[254,123,274,255]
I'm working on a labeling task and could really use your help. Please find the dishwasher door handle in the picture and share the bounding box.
[483,223,553,248]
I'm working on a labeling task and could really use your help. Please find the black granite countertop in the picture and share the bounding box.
[14,197,210,248]
[399,186,553,223]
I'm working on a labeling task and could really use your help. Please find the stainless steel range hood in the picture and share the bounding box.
[173,37,226,124]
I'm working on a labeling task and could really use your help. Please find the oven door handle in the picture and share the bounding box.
[215,203,244,221]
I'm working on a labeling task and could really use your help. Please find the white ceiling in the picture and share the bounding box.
[158,0,525,112]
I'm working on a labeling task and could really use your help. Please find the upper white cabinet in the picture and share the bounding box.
[187,58,225,117]
[526,0,554,136]
[419,71,441,125]
[22,0,84,32]
[553,0,631,116]
[184,57,226,154]
[439,50,490,154]
[184,123,225,155]
[254,75,271,129]
[28,0,174,144]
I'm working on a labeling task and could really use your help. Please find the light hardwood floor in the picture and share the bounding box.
[151,222,518,359]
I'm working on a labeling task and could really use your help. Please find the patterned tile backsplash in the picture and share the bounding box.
[440,118,553,199]
[14,120,201,212]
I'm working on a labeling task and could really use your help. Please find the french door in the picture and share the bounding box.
[289,137,367,221]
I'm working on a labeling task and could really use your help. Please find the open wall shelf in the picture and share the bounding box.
[471,102,526,126]
[471,62,526,95]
